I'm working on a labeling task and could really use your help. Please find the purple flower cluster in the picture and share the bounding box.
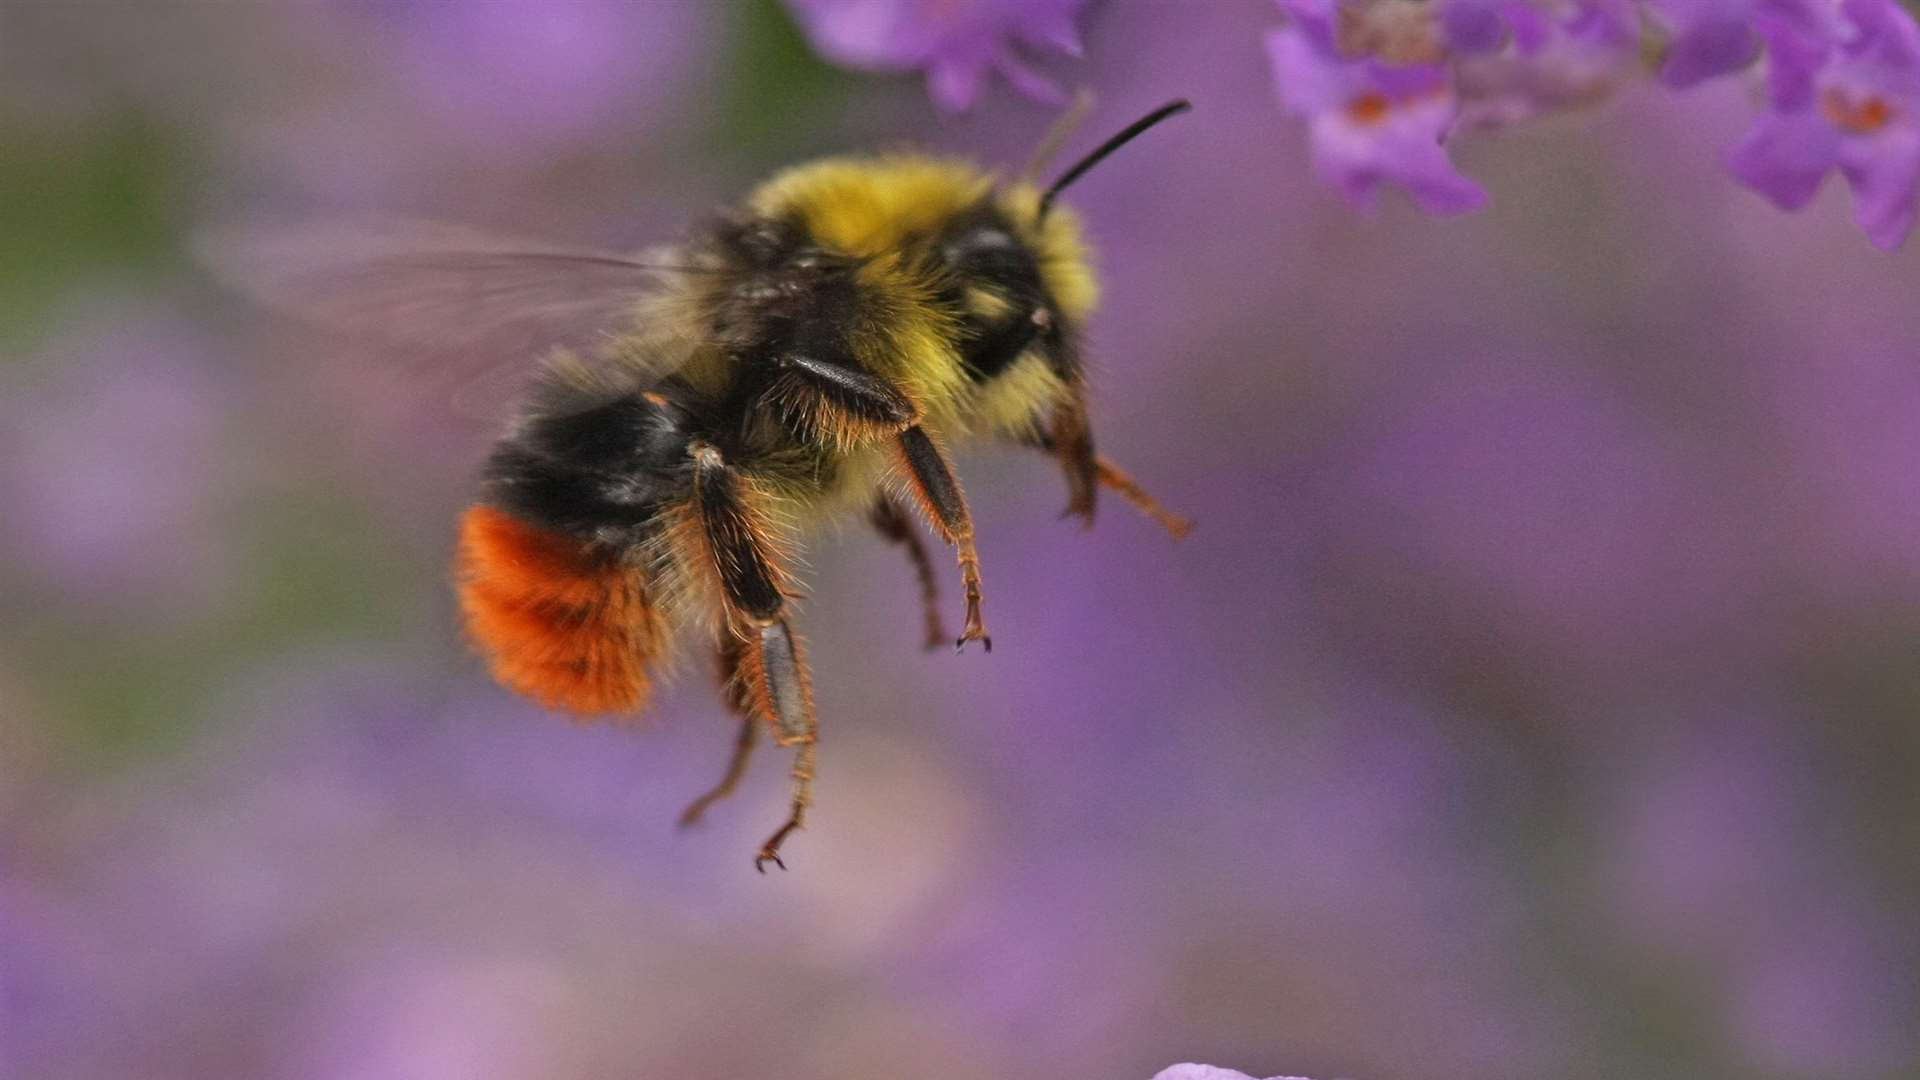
[1275,0,1920,247]
[1264,0,1633,215]
[1152,1067,1320,1080]
[1728,0,1920,247]
[781,0,1920,247]
[1264,0,1633,214]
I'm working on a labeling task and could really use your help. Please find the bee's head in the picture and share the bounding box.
[736,156,1095,382]
[731,101,1187,391]
[948,98,1192,381]
[935,197,1086,382]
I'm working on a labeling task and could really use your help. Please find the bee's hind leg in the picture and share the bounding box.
[735,618,817,872]
[686,442,819,871]
[677,635,763,828]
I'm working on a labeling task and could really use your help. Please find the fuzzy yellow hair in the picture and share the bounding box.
[745,154,1099,440]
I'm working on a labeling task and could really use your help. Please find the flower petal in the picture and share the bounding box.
[784,0,1086,110]
[1727,110,1841,208]
[1311,97,1490,215]
[1838,127,1920,248]
[927,55,989,112]
[1269,27,1362,116]
[1661,12,1762,87]
[995,51,1067,104]
[1151,1067,1320,1080]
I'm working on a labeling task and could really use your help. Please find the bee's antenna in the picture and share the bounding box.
[1038,98,1192,219]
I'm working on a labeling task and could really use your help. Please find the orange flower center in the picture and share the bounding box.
[1822,89,1896,134]
[1346,91,1393,125]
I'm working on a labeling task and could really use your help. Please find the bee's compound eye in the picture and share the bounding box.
[970,228,1017,250]
[945,227,1017,265]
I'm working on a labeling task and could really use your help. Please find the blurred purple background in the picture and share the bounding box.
[4,2,1919,1078]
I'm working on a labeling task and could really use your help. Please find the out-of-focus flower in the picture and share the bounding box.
[1265,0,1920,249]
[1764,340,1920,590]
[1727,0,1920,248]
[1268,0,1638,212]
[1454,0,1641,127]
[1642,0,1765,85]
[0,310,235,617]
[1268,0,1489,214]
[783,0,1086,111]
[1728,912,1919,1075]
[1313,356,1758,674]
[1595,713,1919,1076]
[350,0,710,146]
[1151,1066,1319,1080]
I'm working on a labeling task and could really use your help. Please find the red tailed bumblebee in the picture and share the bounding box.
[207,100,1193,869]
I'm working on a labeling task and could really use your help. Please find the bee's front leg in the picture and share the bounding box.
[1090,457,1193,540]
[1026,398,1192,541]
[1045,392,1100,526]
[766,352,919,445]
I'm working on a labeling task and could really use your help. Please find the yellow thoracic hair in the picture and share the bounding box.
[743,154,1101,435]
[746,154,1100,324]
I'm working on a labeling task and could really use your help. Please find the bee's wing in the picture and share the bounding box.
[197,218,704,419]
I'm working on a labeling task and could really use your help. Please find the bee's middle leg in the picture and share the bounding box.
[892,425,991,652]
[688,442,818,871]
[869,492,947,650]
[676,634,763,828]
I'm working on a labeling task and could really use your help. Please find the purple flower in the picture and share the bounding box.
[1441,0,1515,55]
[1643,0,1766,86]
[783,0,1086,111]
[1727,0,1920,248]
[1453,0,1641,128]
[1152,1068,1321,1080]
[1269,0,1489,214]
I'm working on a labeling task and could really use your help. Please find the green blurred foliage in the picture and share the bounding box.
[0,110,186,348]
[715,0,860,164]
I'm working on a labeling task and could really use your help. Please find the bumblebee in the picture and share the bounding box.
[210,100,1192,869]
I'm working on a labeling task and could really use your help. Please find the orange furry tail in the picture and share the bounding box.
[456,506,660,717]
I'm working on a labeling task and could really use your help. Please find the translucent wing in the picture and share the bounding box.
[196,218,702,418]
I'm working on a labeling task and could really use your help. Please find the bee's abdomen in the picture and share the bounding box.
[456,505,661,716]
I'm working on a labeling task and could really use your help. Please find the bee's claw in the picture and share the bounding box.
[755,815,802,873]
[955,592,991,653]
